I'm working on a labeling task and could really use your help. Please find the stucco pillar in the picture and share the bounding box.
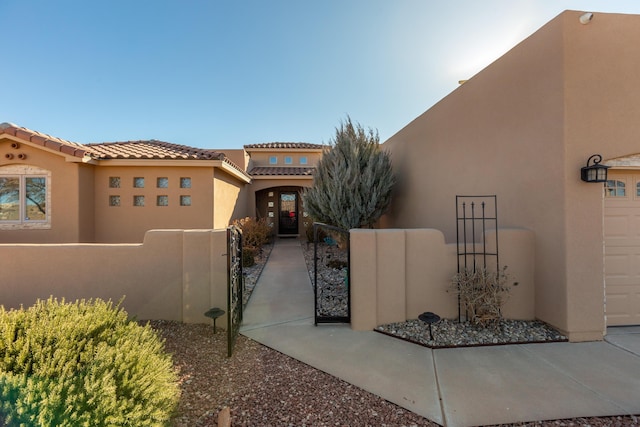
[182,230,214,323]
[375,229,407,325]
[350,229,378,330]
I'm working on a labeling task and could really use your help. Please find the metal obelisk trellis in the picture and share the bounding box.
[455,195,499,322]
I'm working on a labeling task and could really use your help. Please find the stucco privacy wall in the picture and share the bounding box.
[0,229,229,328]
[350,228,535,331]
[382,11,640,341]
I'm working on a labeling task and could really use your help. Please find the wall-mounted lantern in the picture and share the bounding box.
[581,154,609,183]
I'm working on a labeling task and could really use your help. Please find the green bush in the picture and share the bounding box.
[0,298,180,426]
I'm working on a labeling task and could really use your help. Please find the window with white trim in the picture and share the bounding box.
[0,165,51,229]
[605,180,626,197]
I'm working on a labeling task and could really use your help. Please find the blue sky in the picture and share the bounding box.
[2,1,640,149]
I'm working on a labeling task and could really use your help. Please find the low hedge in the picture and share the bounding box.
[0,298,180,426]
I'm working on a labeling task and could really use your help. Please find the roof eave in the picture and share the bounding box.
[0,133,89,162]
[245,147,325,153]
[250,175,313,180]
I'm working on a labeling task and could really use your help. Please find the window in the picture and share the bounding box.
[109,195,121,207]
[157,195,169,206]
[157,177,168,188]
[133,195,145,206]
[109,177,121,188]
[637,181,640,198]
[0,165,50,228]
[284,156,293,165]
[133,177,145,188]
[300,156,308,165]
[605,180,626,197]
[269,156,277,165]
[180,195,191,206]
[180,177,191,188]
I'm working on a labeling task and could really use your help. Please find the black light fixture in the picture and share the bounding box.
[581,154,610,183]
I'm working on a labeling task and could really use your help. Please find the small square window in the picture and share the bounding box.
[133,177,145,188]
[180,195,191,206]
[157,177,168,188]
[133,195,145,206]
[284,156,292,165]
[269,156,277,165]
[109,177,121,188]
[180,177,191,188]
[605,180,626,197]
[157,195,169,206]
[300,156,308,165]
[109,195,120,206]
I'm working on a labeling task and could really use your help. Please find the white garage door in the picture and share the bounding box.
[604,171,640,326]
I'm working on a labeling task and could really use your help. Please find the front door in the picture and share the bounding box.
[279,192,298,235]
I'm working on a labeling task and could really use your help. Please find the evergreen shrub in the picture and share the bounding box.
[0,298,179,427]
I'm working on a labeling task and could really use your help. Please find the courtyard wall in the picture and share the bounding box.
[350,228,535,332]
[0,229,229,328]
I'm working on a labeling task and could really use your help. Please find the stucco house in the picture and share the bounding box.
[2,9,639,340]
[381,10,640,338]
[243,142,324,237]
[0,123,323,243]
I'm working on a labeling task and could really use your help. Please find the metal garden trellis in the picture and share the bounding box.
[455,195,499,322]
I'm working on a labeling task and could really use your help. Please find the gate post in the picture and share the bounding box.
[226,225,243,357]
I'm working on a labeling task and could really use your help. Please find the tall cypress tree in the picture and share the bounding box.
[303,117,395,230]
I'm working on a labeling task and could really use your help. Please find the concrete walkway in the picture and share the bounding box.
[240,238,640,427]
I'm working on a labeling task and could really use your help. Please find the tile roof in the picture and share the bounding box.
[244,142,325,150]
[0,122,91,159]
[0,122,248,178]
[248,166,316,176]
[85,140,225,160]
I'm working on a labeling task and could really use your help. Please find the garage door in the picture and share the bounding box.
[604,171,640,326]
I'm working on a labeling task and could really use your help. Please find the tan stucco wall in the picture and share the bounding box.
[350,228,535,331]
[382,11,640,341]
[223,149,250,171]
[562,11,640,338]
[0,229,229,327]
[93,166,216,243]
[0,137,87,243]
[213,168,248,228]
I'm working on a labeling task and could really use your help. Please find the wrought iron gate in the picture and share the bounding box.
[455,195,499,321]
[227,225,243,357]
[313,223,350,325]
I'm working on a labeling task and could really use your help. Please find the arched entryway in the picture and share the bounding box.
[255,186,310,237]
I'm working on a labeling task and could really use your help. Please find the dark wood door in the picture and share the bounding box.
[279,192,298,234]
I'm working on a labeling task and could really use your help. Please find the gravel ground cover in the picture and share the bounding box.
[148,239,639,426]
[375,318,568,348]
